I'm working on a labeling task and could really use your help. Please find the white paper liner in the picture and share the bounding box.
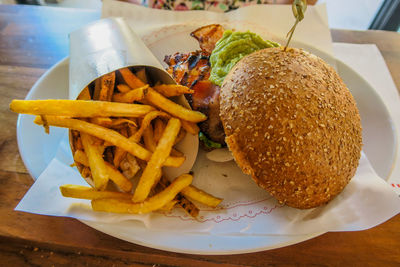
[15,130,400,235]
[15,2,400,237]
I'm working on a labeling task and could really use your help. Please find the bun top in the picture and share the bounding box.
[220,47,362,209]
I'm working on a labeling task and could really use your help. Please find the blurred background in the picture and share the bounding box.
[0,0,399,32]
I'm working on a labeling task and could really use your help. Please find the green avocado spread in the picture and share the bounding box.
[209,30,280,86]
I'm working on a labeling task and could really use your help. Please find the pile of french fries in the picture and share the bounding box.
[10,67,222,217]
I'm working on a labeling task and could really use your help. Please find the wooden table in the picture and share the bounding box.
[1,4,399,266]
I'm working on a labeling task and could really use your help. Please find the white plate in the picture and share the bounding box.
[17,24,396,255]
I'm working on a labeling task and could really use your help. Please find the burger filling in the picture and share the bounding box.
[164,24,279,148]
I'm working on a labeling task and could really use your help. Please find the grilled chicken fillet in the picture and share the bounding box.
[164,24,226,145]
[164,51,225,144]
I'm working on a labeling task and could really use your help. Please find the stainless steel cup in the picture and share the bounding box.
[69,17,175,100]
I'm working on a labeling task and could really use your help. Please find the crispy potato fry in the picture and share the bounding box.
[73,150,133,192]
[158,200,178,211]
[143,124,157,152]
[99,72,116,101]
[145,88,207,123]
[159,176,199,217]
[153,118,165,144]
[144,125,183,157]
[153,84,194,97]
[117,84,132,93]
[133,118,181,202]
[135,68,148,84]
[10,100,155,118]
[113,127,129,168]
[78,86,91,100]
[92,173,192,214]
[170,148,184,157]
[180,119,200,135]
[34,116,185,167]
[104,162,133,192]
[182,186,222,208]
[80,133,109,190]
[112,85,148,103]
[40,115,50,134]
[73,149,89,166]
[113,147,127,168]
[110,118,137,129]
[119,68,146,89]
[74,135,83,151]
[81,167,91,178]
[90,117,113,127]
[132,111,170,143]
[60,184,131,200]
[93,77,102,100]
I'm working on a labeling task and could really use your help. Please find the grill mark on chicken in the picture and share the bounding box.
[164,24,226,145]
[164,51,226,144]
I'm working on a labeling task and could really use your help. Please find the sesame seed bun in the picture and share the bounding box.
[219,47,362,209]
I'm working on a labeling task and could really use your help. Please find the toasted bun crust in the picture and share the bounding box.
[220,47,362,209]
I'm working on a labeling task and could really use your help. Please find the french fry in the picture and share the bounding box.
[133,118,181,202]
[80,133,109,190]
[131,111,170,143]
[170,148,184,157]
[143,124,157,152]
[73,149,89,165]
[158,200,178,211]
[117,84,132,93]
[104,162,133,192]
[110,118,137,129]
[90,117,113,127]
[153,118,165,143]
[78,86,91,100]
[112,85,148,103]
[40,115,50,134]
[135,68,148,84]
[10,100,155,118]
[144,124,185,156]
[113,127,129,168]
[153,84,194,97]
[182,186,222,208]
[34,116,185,167]
[159,176,199,218]
[145,88,207,123]
[81,167,91,178]
[60,184,132,200]
[119,68,146,89]
[73,150,133,192]
[92,173,192,214]
[180,119,200,135]
[113,148,127,168]
[93,77,102,100]
[99,72,116,101]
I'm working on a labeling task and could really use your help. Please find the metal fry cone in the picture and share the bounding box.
[69,17,173,100]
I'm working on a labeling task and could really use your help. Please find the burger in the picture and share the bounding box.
[165,25,363,209]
